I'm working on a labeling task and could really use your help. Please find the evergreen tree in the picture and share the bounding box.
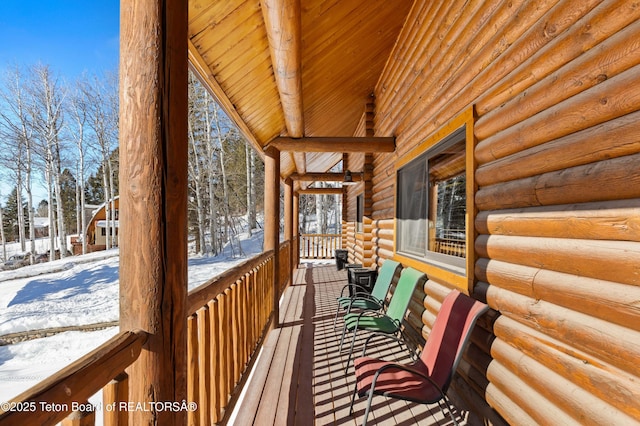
[84,148,119,205]
[36,199,48,217]
[59,168,77,233]
[2,187,28,243]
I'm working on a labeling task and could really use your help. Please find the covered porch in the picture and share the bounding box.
[1,0,639,425]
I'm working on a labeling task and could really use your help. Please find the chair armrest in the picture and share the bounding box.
[339,282,371,298]
[347,293,383,306]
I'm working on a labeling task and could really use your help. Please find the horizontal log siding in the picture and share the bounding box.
[367,0,640,424]
[345,153,364,264]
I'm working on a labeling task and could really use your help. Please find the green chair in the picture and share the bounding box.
[333,259,402,329]
[340,266,426,374]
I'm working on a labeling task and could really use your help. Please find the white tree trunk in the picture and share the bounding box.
[245,141,253,236]
[102,163,111,251]
[0,204,6,261]
[47,167,56,261]
[16,174,26,252]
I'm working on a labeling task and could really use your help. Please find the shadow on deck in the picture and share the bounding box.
[232,262,474,426]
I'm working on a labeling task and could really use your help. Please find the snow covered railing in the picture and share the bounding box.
[299,233,342,259]
[0,330,147,426]
[186,248,280,424]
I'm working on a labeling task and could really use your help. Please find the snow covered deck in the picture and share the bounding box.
[233,262,477,425]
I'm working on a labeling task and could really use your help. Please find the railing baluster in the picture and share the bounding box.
[197,306,211,425]
[186,316,199,426]
[61,402,95,426]
[298,234,342,259]
[231,283,241,389]
[208,299,221,424]
[103,372,128,426]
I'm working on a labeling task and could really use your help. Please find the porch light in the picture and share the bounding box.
[343,170,358,185]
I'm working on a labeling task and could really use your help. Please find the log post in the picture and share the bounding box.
[264,147,281,328]
[119,0,188,424]
[284,178,294,286]
[293,190,300,266]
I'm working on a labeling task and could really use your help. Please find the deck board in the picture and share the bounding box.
[231,262,473,425]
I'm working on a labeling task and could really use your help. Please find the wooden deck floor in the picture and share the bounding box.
[232,262,474,426]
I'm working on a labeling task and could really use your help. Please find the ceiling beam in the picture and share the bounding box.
[297,188,344,195]
[290,172,363,182]
[261,0,304,138]
[267,136,395,152]
[292,152,307,187]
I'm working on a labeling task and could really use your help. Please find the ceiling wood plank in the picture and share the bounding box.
[268,136,395,152]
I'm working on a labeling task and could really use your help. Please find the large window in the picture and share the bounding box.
[396,126,467,272]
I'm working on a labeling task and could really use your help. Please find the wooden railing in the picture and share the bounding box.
[279,240,291,293]
[0,330,147,426]
[186,243,290,424]
[299,233,341,259]
[0,243,292,426]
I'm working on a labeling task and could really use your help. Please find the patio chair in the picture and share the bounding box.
[339,267,426,374]
[348,289,489,426]
[332,259,402,329]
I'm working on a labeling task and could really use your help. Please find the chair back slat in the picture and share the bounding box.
[370,260,401,301]
[385,267,425,321]
[420,290,489,392]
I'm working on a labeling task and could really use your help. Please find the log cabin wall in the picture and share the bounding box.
[345,104,376,267]
[344,152,363,264]
[364,1,640,424]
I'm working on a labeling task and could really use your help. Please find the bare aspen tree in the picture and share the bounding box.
[0,200,5,261]
[104,72,118,248]
[69,80,89,254]
[212,104,242,256]
[81,75,117,250]
[0,66,31,255]
[187,74,207,254]
[30,64,68,259]
[204,96,219,255]
[245,141,257,235]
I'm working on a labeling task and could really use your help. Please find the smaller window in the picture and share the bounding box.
[356,194,364,233]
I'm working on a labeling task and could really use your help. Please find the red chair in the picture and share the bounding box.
[349,290,489,426]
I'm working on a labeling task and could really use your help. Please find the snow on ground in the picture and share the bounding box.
[0,230,264,413]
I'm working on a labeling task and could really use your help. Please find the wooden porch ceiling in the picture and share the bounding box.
[188,0,412,180]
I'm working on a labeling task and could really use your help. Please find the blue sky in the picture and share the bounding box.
[0,1,119,80]
[0,1,119,203]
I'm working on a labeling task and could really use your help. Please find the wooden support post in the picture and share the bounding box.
[293,191,300,267]
[264,147,281,328]
[119,0,188,424]
[284,178,294,286]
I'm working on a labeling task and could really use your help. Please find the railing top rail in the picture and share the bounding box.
[187,249,274,315]
[299,233,342,237]
[0,329,147,426]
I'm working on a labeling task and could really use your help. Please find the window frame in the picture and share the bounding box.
[356,193,364,234]
[393,107,476,292]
